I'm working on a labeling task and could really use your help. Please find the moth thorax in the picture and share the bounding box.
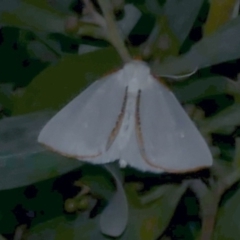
[128,77,142,93]
[123,60,150,74]
[117,94,135,151]
[128,74,152,93]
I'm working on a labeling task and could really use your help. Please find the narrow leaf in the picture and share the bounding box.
[13,47,122,115]
[0,0,66,33]
[153,16,240,75]
[214,187,240,240]
[163,0,204,43]
[199,103,240,134]
[100,164,128,237]
[204,0,239,36]
[0,111,82,190]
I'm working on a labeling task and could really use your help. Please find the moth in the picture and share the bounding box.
[38,60,212,173]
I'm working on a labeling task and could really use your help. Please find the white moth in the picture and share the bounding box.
[38,60,212,173]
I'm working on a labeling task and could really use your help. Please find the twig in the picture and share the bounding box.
[13,224,27,240]
[75,185,91,200]
[82,0,106,28]
[97,0,131,62]
[218,168,240,196]
[199,190,219,240]
[189,168,240,240]
[189,179,218,240]
[141,23,159,58]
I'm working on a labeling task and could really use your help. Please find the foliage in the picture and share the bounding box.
[1,0,240,239]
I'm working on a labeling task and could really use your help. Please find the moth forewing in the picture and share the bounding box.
[38,70,127,162]
[137,74,212,173]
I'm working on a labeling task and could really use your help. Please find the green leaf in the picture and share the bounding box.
[163,0,204,43]
[80,166,115,199]
[140,184,181,205]
[119,183,188,240]
[0,111,82,190]
[13,47,122,115]
[25,182,188,240]
[26,34,62,63]
[117,4,142,38]
[153,16,240,75]
[145,0,203,61]
[204,0,239,36]
[25,213,108,240]
[78,164,128,237]
[214,187,240,240]
[0,87,13,112]
[234,138,240,168]
[172,76,231,103]
[100,164,128,237]
[199,103,240,134]
[0,0,66,33]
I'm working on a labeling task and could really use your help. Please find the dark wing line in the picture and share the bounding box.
[40,143,102,160]
[105,86,128,151]
[134,89,208,174]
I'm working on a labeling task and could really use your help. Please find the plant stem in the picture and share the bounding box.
[190,168,240,240]
[13,224,27,240]
[97,0,131,63]
[189,179,218,240]
[199,191,219,240]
